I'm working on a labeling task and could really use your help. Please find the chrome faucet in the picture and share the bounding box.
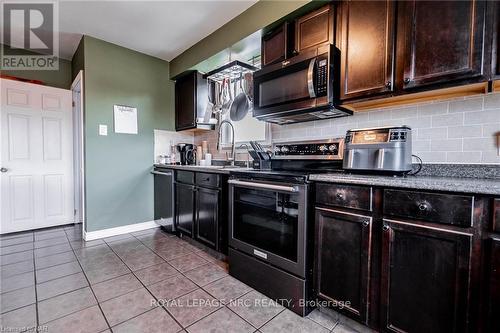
[217,120,235,166]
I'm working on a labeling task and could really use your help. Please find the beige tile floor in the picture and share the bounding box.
[0,225,368,333]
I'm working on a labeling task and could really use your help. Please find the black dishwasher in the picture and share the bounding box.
[152,166,175,233]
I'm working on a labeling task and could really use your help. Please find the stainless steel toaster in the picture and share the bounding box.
[343,126,413,173]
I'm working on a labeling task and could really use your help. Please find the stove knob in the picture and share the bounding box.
[274,147,281,154]
[328,145,338,154]
[318,145,328,152]
[281,146,289,153]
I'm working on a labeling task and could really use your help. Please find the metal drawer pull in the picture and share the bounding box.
[336,193,344,200]
[382,225,390,231]
[151,171,173,176]
[228,179,298,193]
[362,221,370,227]
[417,202,430,211]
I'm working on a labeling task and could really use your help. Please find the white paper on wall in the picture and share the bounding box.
[113,105,138,134]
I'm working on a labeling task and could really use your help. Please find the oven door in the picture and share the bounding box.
[228,179,308,278]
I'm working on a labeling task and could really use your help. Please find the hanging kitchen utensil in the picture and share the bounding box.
[230,73,250,122]
[221,78,232,115]
[243,72,254,102]
[203,79,215,123]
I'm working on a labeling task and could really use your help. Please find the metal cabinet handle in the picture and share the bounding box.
[336,193,344,200]
[382,225,390,231]
[385,81,392,88]
[418,202,430,212]
[403,78,411,84]
[0,167,8,173]
[363,221,370,227]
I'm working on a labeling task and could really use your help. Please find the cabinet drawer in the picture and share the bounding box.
[195,172,220,188]
[316,183,372,211]
[175,170,194,184]
[383,189,473,227]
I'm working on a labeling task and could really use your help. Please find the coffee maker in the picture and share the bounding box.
[176,143,195,165]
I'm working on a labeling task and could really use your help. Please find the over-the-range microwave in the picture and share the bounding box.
[252,44,352,125]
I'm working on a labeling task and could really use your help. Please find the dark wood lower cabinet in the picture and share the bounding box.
[380,219,473,333]
[175,182,195,237]
[486,237,500,332]
[315,207,372,323]
[195,187,219,248]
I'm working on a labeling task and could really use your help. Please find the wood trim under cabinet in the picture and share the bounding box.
[341,81,489,112]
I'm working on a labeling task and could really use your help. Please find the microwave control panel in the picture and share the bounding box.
[316,56,328,96]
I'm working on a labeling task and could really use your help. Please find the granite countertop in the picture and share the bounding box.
[153,164,251,175]
[309,173,500,196]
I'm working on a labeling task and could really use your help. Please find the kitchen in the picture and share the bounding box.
[1,1,499,333]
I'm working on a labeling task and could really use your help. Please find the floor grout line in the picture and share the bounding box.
[66,228,113,332]
[105,232,185,331]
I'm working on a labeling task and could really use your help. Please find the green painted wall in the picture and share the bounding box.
[1,44,73,89]
[170,0,310,77]
[80,36,173,232]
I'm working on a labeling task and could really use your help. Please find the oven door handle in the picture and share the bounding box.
[228,179,298,193]
[307,58,316,98]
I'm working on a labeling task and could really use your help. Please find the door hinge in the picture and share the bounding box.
[74,209,77,216]
[72,101,75,107]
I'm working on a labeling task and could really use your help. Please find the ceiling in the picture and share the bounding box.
[55,1,257,61]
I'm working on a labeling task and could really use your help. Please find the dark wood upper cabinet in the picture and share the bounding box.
[315,207,372,323]
[337,0,395,101]
[174,71,207,131]
[396,0,487,90]
[381,220,473,333]
[491,0,500,78]
[295,4,334,54]
[262,22,290,67]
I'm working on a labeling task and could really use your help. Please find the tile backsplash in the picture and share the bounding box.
[271,92,500,164]
[192,92,499,164]
[154,129,194,162]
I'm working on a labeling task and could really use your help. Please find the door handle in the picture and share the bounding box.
[307,59,316,98]
[0,167,8,173]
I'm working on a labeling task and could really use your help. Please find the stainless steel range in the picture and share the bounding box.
[227,138,344,316]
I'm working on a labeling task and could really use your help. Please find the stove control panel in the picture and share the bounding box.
[273,139,344,160]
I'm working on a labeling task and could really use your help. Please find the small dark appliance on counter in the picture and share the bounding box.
[227,138,344,317]
[343,126,413,174]
[252,44,352,124]
[176,143,195,165]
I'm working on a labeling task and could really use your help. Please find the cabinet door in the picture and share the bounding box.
[262,22,289,67]
[338,0,395,100]
[295,4,334,54]
[492,0,500,79]
[195,187,219,249]
[175,72,196,131]
[174,183,195,236]
[486,237,500,332]
[381,219,472,333]
[315,207,372,323]
[397,0,486,90]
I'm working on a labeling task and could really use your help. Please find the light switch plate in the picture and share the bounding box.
[99,124,108,136]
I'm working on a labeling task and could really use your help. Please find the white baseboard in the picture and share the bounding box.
[84,220,159,241]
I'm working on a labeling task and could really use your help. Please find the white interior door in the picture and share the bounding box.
[0,79,74,234]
